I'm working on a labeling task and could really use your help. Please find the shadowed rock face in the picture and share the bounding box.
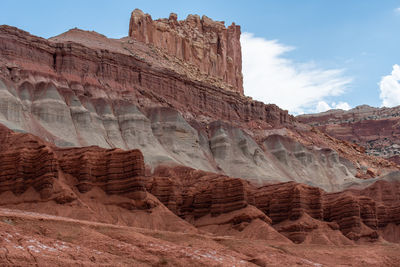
[57,146,146,199]
[254,180,400,243]
[0,125,57,199]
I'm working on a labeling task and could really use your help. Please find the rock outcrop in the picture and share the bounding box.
[129,9,243,94]
[1,9,400,266]
[0,123,147,202]
[145,165,400,244]
[298,105,400,163]
[0,120,399,248]
[0,124,58,199]
[0,17,397,191]
[57,147,146,198]
[253,181,399,243]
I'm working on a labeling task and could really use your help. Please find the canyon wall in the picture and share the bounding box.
[1,123,398,245]
[0,14,397,191]
[129,9,243,94]
[0,25,382,191]
[0,9,400,266]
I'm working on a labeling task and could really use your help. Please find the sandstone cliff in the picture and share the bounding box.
[129,9,243,94]
[0,11,397,191]
[0,9,400,264]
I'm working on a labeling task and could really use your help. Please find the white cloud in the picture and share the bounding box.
[379,64,400,107]
[395,7,400,14]
[316,101,331,112]
[335,101,351,110]
[241,33,352,114]
[316,101,351,113]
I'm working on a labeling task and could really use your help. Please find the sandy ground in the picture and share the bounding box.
[0,208,399,267]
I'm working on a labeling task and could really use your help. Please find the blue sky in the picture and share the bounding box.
[2,0,400,114]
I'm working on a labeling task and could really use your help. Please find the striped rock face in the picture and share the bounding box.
[0,10,399,266]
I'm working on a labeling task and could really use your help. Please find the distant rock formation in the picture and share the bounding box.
[129,9,243,94]
[298,105,400,164]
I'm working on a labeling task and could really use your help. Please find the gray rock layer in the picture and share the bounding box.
[0,79,366,192]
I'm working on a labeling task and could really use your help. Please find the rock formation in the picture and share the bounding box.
[0,124,58,199]
[298,105,400,164]
[0,9,400,266]
[57,147,146,198]
[0,123,398,247]
[0,23,390,190]
[0,123,147,202]
[148,165,400,244]
[129,9,243,94]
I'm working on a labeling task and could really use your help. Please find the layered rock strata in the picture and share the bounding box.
[0,124,57,198]
[57,147,146,199]
[0,13,397,191]
[146,165,400,243]
[253,181,400,242]
[0,123,399,244]
[298,105,400,163]
[0,124,147,202]
[129,9,243,93]
[0,73,370,191]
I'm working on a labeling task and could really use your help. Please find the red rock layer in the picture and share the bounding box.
[0,124,147,201]
[146,166,400,243]
[129,9,243,94]
[297,105,400,162]
[0,123,399,244]
[0,25,292,128]
[148,166,249,220]
[254,181,400,242]
[254,182,324,223]
[0,125,57,198]
[57,147,146,199]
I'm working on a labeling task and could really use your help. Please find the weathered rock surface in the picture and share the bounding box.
[0,121,398,267]
[0,123,198,232]
[0,19,397,191]
[145,165,400,244]
[0,124,58,199]
[253,180,400,243]
[0,8,400,266]
[298,105,400,163]
[1,121,398,245]
[0,123,146,199]
[0,73,376,191]
[129,9,243,94]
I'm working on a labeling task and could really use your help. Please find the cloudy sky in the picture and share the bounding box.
[2,0,400,114]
